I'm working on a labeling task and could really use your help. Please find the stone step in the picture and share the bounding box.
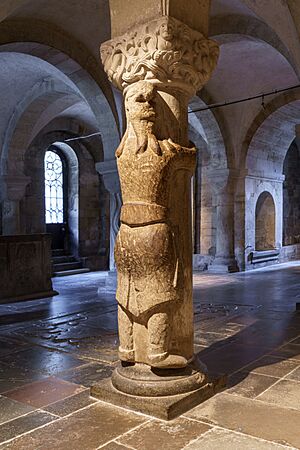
[54,268,90,277]
[51,249,65,257]
[53,262,83,272]
[52,255,77,264]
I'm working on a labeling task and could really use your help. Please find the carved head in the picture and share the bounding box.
[158,20,175,42]
[125,81,157,123]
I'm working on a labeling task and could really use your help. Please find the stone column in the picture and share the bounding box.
[96,160,121,271]
[93,11,224,420]
[0,175,30,235]
[207,169,238,273]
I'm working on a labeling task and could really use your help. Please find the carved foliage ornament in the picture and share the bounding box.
[101,16,219,93]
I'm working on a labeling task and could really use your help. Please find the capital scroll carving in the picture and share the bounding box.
[101,16,219,94]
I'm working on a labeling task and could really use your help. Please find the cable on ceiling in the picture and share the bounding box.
[64,132,102,142]
[188,83,300,114]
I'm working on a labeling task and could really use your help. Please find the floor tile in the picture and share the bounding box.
[43,390,95,417]
[0,363,44,394]
[118,417,211,450]
[183,427,296,449]
[194,330,230,347]
[257,379,300,410]
[72,337,119,363]
[0,267,300,448]
[56,362,114,387]
[101,443,133,450]
[0,403,146,450]
[1,347,86,375]
[3,377,86,408]
[286,366,300,381]
[0,397,34,425]
[242,355,300,378]
[0,411,57,445]
[270,344,300,361]
[0,338,29,357]
[291,336,300,345]
[198,343,270,374]
[227,372,278,398]
[186,393,300,448]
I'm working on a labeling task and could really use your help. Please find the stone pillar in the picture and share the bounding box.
[0,175,30,235]
[96,160,121,271]
[207,169,238,273]
[92,8,225,420]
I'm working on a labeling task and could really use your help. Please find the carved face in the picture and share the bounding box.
[125,82,156,122]
[159,22,175,42]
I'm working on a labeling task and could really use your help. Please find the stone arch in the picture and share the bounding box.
[22,127,109,270]
[234,92,300,269]
[282,139,300,246]
[188,97,231,270]
[0,36,120,160]
[1,78,84,176]
[0,19,115,114]
[255,191,276,251]
[31,116,104,163]
[188,96,229,169]
[210,14,297,74]
[242,92,300,174]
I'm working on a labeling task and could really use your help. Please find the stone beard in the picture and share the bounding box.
[114,81,197,369]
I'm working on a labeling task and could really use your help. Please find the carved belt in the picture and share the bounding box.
[120,202,168,226]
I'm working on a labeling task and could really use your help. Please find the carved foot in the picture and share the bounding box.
[148,353,188,369]
[119,347,135,363]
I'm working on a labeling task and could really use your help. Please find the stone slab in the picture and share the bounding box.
[0,234,55,303]
[91,374,226,421]
[0,290,58,304]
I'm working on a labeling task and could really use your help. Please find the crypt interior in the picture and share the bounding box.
[0,0,300,448]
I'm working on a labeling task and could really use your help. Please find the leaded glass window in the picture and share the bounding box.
[44,150,64,224]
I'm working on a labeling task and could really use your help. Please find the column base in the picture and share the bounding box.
[208,257,239,274]
[91,357,226,420]
[104,271,117,290]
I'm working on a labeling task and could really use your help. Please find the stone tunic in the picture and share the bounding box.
[115,137,196,317]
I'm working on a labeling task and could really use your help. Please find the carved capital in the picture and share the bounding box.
[101,16,219,94]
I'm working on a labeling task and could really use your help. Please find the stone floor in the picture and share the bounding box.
[0,262,299,449]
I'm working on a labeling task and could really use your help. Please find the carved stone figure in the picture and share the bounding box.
[115,80,197,368]
[100,15,219,372]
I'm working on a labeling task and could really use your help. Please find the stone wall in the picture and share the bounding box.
[21,131,109,271]
[243,175,283,270]
[0,234,57,303]
[280,244,300,262]
[283,141,300,245]
[255,191,276,250]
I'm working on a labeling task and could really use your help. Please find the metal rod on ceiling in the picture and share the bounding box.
[188,83,300,113]
[64,132,102,142]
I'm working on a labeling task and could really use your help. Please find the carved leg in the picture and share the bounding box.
[118,305,135,362]
[148,311,188,369]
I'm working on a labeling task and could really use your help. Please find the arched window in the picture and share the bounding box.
[44,150,64,224]
[255,192,276,251]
